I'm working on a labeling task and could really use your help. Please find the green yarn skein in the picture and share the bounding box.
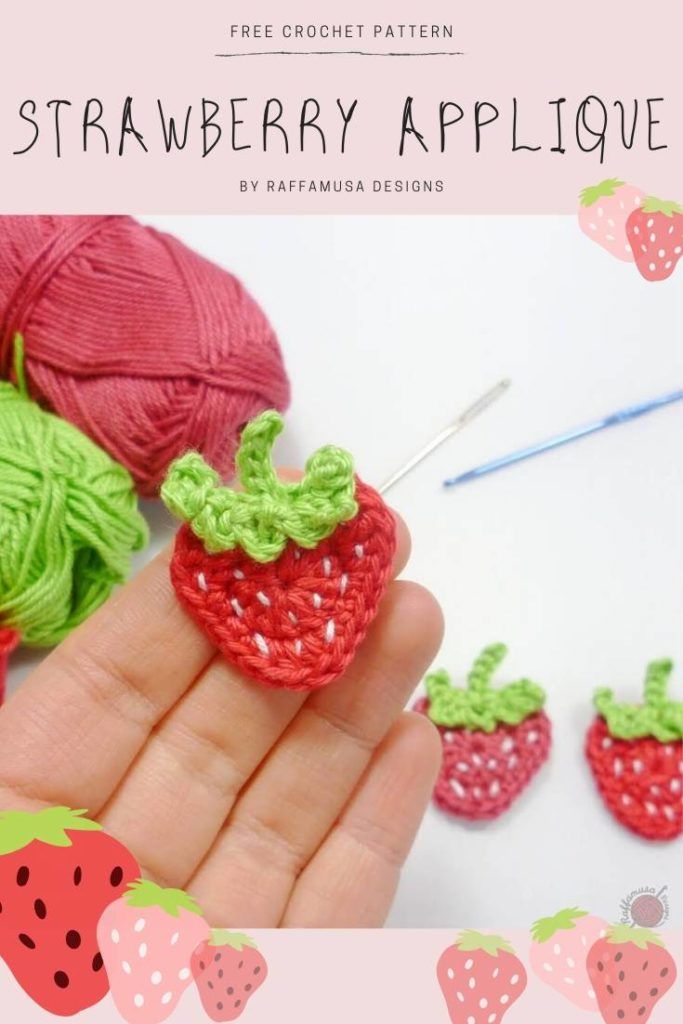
[0,338,148,646]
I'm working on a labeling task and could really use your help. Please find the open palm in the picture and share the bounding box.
[0,513,442,926]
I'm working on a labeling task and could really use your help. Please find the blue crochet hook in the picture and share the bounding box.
[444,388,683,488]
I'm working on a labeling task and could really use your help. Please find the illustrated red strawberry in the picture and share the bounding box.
[586,925,677,1024]
[626,196,683,281]
[191,929,268,1021]
[414,644,551,820]
[585,658,682,841]
[97,879,210,1024]
[161,410,396,691]
[437,930,527,1024]
[578,178,643,261]
[0,806,139,1016]
[529,907,608,1009]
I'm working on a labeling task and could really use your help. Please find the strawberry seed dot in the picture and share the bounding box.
[16,867,29,887]
[34,899,47,920]
[19,933,35,949]
[92,953,104,972]
[54,971,69,989]
[66,930,81,949]
[110,867,124,887]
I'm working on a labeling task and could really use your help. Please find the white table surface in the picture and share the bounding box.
[8,215,683,928]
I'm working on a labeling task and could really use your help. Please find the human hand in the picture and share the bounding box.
[0,512,443,926]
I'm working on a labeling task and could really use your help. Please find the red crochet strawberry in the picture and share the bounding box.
[585,658,682,841]
[97,879,210,1024]
[578,178,643,261]
[586,925,677,1024]
[529,907,608,1010]
[437,930,527,1024]
[191,929,268,1021]
[161,411,396,691]
[414,644,551,820]
[626,196,683,281]
[0,807,139,1015]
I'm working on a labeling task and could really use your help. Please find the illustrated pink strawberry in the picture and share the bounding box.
[191,929,268,1021]
[626,196,683,281]
[161,410,396,691]
[414,644,551,820]
[0,806,139,1016]
[578,178,643,261]
[97,879,210,1024]
[585,658,682,841]
[586,925,677,1024]
[529,907,608,1009]
[437,930,527,1024]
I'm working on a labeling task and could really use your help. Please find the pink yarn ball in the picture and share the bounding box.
[0,216,290,496]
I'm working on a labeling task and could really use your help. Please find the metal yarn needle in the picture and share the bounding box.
[378,378,511,495]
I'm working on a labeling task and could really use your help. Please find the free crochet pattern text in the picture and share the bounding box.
[10,95,669,163]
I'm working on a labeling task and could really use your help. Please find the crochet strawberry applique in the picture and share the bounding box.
[414,644,551,820]
[161,411,396,691]
[585,658,682,841]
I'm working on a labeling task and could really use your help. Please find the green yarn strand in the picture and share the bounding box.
[425,644,546,732]
[161,410,358,563]
[594,658,682,743]
[0,337,148,646]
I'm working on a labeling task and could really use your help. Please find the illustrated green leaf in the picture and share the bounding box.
[640,196,683,217]
[531,907,589,943]
[124,879,204,918]
[579,179,626,207]
[0,807,102,855]
[606,925,665,950]
[456,930,516,957]
[209,929,257,950]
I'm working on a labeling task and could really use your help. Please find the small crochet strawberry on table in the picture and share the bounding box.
[585,658,682,841]
[415,644,551,820]
[161,411,396,691]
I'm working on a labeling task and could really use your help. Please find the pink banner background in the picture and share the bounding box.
[2,928,682,1022]
[0,0,680,212]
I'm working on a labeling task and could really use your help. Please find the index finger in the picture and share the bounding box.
[0,504,410,815]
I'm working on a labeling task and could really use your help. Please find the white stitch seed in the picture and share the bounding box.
[456,762,469,773]
[489,780,500,798]
[339,573,348,595]
[288,611,298,625]
[233,568,245,580]
[354,544,364,558]
[663,806,675,821]
[644,801,657,815]
[312,593,322,609]
[450,779,466,798]
[294,639,303,655]
[325,619,335,643]
[230,598,244,618]
[501,737,515,753]
[197,572,208,592]
[256,591,270,606]
[632,759,644,773]
[254,633,269,656]
[322,557,331,577]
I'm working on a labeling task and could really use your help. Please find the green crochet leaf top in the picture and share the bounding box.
[425,644,546,732]
[161,411,358,563]
[594,659,682,743]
